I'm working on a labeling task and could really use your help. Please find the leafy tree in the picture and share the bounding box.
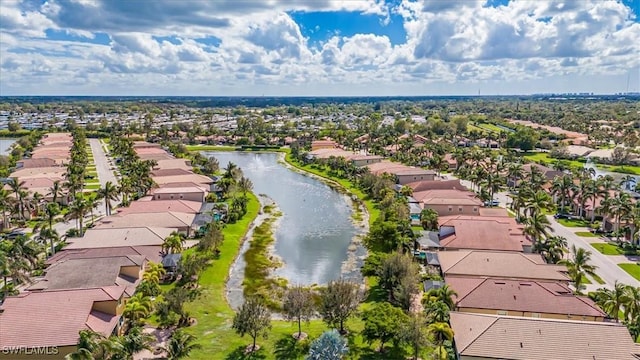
[428,322,454,360]
[232,297,272,352]
[506,128,539,151]
[378,252,419,305]
[283,285,316,339]
[420,208,439,231]
[197,224,224,254]
[319,279,363,334]
[361,302,408,352]
[400,313,431,360]
[307,330,348,360]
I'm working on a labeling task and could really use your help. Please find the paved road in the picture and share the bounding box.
[90,138,118,186]
[548,217,640,288]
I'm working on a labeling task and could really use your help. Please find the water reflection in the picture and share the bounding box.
[204,151,359,285]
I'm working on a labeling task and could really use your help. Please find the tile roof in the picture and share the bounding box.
[151,168,193,177]
[406,180,467,192]
[0,287,124,348]
[46,245,163,265]
[64,227,175,249]
[447,277,606,318]
[16,158,58,168]
[413,189,482,206]
[94,212,195,230]
[114,199,203,215]
[153,158,192,171]
[450,312,640,360]
[28,256,144,295]
[438,250,570,282]
[438,215,529,251]
[151,173,213,185]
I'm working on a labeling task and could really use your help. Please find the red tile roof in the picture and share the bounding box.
[114,200,202,215]
[406,180,467,192]
[0,287,124,348]
[438,216,529,251]
[447,277,606,318]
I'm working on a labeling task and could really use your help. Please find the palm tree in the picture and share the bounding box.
[97,181,119,216]
[164,330,201,359]
[533,235,568,264]
[38,227,60,257]
[551,175,576,213]
[162,232,185,254]
[624,285,640,321]
[123,293,153,327]
[524,190,553,218]
[428,322,454,360]
[426,284,457,310]
[0,188,14,228]
[115,326,154,358]
[237,176,253,196]
[610,192,632,241]
[559,245,599,294]
[142,262,166,284]
[66,195,90,235]
[8,177,27,220]
[506,162,524,189]
[522,212,553,245]
[47,179,65,204]
[0,251,29,299]
[594,281,629,322]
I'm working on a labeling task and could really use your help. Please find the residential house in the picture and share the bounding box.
[405,179,467,193]
[436,250,570,282]
[450,312,640,360]
[435,215,531,252]
[15,158,57,169]
[94,212,196,235]
[151,185,207,202]
[28,256,145,297]
[113,199,203,216]
[153,158,193,171]
[46,246,163,265]
[151,173,213,187]
[446,277,606,321]
[412,189,482,216]
[64,227,176,249]
[311,139,339,150]
[0,286,126,359]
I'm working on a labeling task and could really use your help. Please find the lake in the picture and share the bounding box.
[204,151,362,286]
[0,138,16,155]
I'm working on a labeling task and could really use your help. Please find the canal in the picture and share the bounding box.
[0,138,16,156]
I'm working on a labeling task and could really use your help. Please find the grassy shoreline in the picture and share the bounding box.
[184,149,398,359]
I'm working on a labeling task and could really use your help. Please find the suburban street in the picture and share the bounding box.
[52,139,119,237]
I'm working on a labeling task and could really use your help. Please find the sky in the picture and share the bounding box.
[0,0,639,96]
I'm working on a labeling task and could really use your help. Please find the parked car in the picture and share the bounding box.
[484,200,500,207]
[3,230,26,239]
[554,213,571,219]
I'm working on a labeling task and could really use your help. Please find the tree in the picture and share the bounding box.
[97,181,119,216]
[197,224,224,254]
[238,176,253,196]
[164,329,201,359]
[419,208,439,231]
[47,180,65,204]
[319,279,363,334]
[162,232,185,254]
[400,313,431,360]
[378,252,419,304]
[559,245,599,294]
[425,284,458,310]
[361,302,408,352]
[116,326,154,358]
[123,293,153,327]
[428,322,454,360]
[142,261,166,284]
[594,281,630,322]
[232,297,272,352]
[283,285,316,339]
[66,195,90,235]
[506,128,539,151]
[307,330,348,360]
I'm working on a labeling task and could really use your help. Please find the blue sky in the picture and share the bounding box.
[0,0,639,96]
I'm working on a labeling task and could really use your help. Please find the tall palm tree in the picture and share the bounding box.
[533,235,568,264]
[522,212,553,245]
[8,177,27,220]
[624,285,640,322]
[237,176,253,197]
[47,179,65,204]
[38,227,60,257]
[524,190,553,218]
[610,192,632,241]
[0,251,29,299]
[426,284,458,310]
[115,326,154,358]
[164,330,201,360]
[551,175,576,213]
[559,245,598,294]
[66,195,90,235]
[97,181,119,216]
[0,188,13,229]
[506,162,524,190]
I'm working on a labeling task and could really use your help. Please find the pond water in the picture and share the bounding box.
[584,159,639,189]
[204,151,362,286]
[0,138,16,155]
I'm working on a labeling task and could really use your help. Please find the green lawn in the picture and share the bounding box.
[523,152,585,169]
[84,184,101,190]
[466,123,486,133]
[591,242,624,255]
[556,218,591,228]
[476,123,503,133]
[597,164,640,175]
[591,273,606,285]
[619,263,640,281]
[575,231,598,237]
[184,193,405,359]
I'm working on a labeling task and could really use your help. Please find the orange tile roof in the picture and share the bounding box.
[438,215,529,251]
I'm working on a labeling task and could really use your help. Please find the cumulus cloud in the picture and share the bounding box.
[0,0,638,95]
